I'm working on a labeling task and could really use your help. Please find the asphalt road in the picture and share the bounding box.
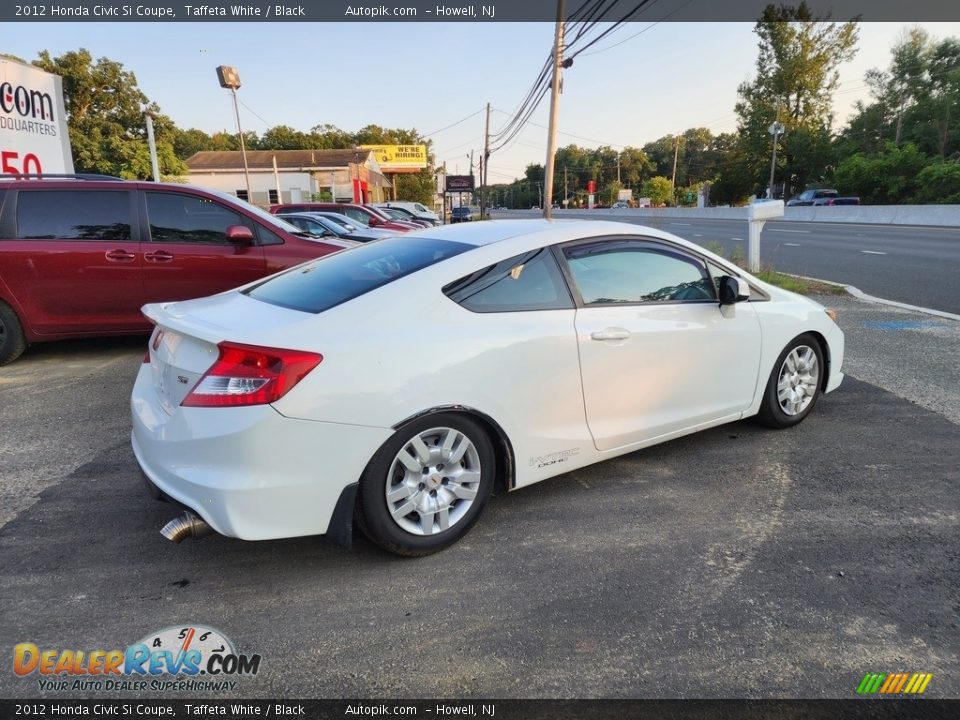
[494,211,960,315]
[1,299,958,701]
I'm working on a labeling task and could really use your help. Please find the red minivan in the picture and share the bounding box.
[0,177,356,364]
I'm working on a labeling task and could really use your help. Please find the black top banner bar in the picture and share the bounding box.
[1,0,958,23]
[1,699,959,720]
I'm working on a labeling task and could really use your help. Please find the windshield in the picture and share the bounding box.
[246,236,471,314]
[202,187,302,233]
[320,212,360,230]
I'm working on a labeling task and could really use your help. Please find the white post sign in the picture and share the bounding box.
[0,58,74,175]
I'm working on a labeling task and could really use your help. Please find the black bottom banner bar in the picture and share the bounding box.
[1,699,959,720]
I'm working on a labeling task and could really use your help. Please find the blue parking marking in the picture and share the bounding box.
[863,320,946,330]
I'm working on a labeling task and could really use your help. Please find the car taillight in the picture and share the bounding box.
[182,341,322,408]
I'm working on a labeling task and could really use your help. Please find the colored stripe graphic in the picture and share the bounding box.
[857,672,932,694]
[857,673,886,694]
[893,673,909,693]
[879,674,897,694]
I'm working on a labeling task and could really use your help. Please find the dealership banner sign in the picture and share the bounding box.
[0,58,73,176]
[360,144,427,173]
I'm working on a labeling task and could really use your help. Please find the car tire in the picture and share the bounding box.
[356,413,495,556]
[756,333,824,429]
[0,301,27,366]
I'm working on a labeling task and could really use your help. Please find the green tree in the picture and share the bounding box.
[733,3,859,197]
[640,176,673,206]
[172,128,213,160]
[914,160,960,203]
[833,142,928,204]
[259,124,313,150]
[32,49,186,178]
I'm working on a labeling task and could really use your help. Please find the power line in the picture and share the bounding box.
[422,107,486,138]
[237,98,272,128]
[579,0,694,57]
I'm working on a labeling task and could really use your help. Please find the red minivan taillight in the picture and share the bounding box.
[181,341,323,408]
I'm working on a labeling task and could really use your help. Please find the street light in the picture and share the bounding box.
[767,108,785,199]
[216,65,252,202]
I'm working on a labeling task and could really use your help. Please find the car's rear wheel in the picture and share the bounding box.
[757,333,824,429]
[357,413,495,556]
[0,301,27,366]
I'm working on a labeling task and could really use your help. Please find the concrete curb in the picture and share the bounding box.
[783,272,960,322]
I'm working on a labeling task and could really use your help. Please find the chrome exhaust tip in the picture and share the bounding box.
[160,512,212,543]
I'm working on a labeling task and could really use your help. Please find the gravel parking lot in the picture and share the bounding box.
[1,295,957,699]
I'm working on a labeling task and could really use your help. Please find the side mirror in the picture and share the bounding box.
[225,225,255,244]
[368,217,383,226]
[718,275,750,304]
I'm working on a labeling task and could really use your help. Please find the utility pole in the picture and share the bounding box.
[469,149,474,206]
[670,134,680,205]
[480,102,491,218]
[144,112,160,182]
[564,166,568,207]
[616,152,621,185]
[543,0,565,219]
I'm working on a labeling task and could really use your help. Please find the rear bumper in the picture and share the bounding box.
[131,365,392,541]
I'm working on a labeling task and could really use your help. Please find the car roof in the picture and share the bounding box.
[408,219,667,247]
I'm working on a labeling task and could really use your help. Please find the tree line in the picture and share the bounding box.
[493,4,960,207]
[6,2,959,208]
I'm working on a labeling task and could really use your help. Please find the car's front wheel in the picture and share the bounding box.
[757,333,824,428]
[356,413,495,556]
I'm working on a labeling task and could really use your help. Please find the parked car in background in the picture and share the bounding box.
[268,202,418,232]
[132,219,844,556]
[376,206,433,228]
[377,201,440,225]
[813,196,861,206]
[288,211,396,240]
[279,212,388,243]
[611,201,630,209]
[451,206,475,223]
[787,189,838,206]
[0,176,352,365]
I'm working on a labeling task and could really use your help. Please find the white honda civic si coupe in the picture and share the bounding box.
[131,220,844,556]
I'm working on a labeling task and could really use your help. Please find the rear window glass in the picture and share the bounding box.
[444,248,573,313]
[17,190,131,240]
[246,236,471,314]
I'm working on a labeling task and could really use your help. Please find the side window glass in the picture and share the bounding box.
[563,241,715,304]
[344,208,366,224]
[146,192,243,244]
[444,248,573,313]
[257,225,285,246]
[17,190,130,240]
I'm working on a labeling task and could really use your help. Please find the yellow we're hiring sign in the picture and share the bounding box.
[360,145,427,172]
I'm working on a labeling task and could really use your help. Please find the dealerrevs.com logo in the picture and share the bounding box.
[0,81,54,121]
[13,625,262,693]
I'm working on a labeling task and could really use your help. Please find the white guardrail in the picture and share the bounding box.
[499,205,960,227]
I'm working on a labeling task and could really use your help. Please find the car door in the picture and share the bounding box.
[141,190,266,305]
[5,187,144,334]
[559,237,763,452]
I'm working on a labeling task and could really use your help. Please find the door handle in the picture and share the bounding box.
[590,328,631,341]
[104,249,136,262]
[144,251,174,263]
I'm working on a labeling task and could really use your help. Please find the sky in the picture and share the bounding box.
[6,20,960,183]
